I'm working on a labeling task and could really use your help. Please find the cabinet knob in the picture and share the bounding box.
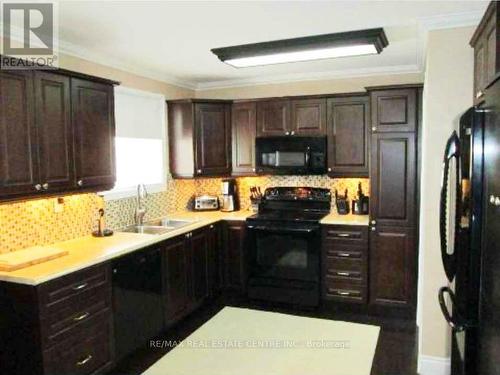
[42,183,49,190]
[77,180,83,187]
[371,227,376,231]
[327,167,332,172]
[252,168,256,172]
[495,197,500,207]
[285,131,290,135]
[371,220,376,225]
[372,127,377,132]
[34,184,42,191]
[197,169,202,174]
[290,131,295,135]
[476,91,484,99]
[210,225,214,229]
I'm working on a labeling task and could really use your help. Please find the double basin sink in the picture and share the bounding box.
[120,218,197,235]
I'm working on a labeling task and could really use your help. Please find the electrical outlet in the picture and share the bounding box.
[54,197,64,213]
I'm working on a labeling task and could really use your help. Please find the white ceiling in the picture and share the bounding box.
[56,1,489,89]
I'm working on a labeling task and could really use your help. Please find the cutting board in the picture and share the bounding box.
[0,247,68,272]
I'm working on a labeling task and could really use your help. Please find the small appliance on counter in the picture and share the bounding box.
[335,189,350,215]
[194,195,219,211]
[221,178,238,212]
[92,208,113,237]
[352,183,369,215]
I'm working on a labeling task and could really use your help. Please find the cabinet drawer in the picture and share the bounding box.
[40,298,110,348]
[323,282,366,303]
[324,258,364,283]
[43,319,112,375]
[324,246,365,260]
[38,264,110,315]
[322,225,368,244]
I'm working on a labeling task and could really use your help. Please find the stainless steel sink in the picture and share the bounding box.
[120,225,172,235]
[144,218,195,230]
[120,218,196,235]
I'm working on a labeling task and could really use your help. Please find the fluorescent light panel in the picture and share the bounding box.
[225,44,378,68]
[211,28,388,68]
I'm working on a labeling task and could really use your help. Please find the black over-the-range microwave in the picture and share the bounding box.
[255,136,327,175]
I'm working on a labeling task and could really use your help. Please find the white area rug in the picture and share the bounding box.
[143,307,380,375]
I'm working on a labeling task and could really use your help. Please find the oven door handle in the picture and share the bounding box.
[246,225,318,234]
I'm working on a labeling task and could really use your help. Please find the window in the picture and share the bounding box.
[101,86,166,200]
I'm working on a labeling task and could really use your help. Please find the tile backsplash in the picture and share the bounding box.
[0,175,367,253]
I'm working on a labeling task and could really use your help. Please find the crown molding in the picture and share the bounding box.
[417,10,484,32]
[195,64,422,90]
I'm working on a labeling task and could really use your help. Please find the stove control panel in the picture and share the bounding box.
[264,187,331,202]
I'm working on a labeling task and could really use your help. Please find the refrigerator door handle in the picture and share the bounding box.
[439,131,461,282]
[438,286,475,332]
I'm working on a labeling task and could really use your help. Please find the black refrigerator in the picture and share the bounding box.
[439,79,500,375]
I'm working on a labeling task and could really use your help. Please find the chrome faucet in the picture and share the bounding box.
[134,184,148,226]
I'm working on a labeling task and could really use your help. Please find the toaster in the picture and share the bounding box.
[194,195,219,211]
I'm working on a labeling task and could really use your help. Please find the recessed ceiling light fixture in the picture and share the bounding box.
[211,28,388,68]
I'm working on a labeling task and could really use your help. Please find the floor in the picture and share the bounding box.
[109,296,418,375]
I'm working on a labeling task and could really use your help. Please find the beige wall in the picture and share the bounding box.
[418,26,475,362]
[196,72,423,99]
[58,53,194,99]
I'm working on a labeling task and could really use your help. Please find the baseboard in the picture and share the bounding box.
[418,355,451,375]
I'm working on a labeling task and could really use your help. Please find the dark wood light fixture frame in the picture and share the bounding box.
[211,28,389,63]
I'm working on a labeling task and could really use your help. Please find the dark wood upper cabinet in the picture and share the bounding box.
[0,70,39,198]
[369,226,415,310]
[195,103,231,176]
[327,96,369,177]
[34,72,74,192]
[291,98,326,136]
[72,78,116,190]
[168,100,232,178]
[470,1,499,103]
[231,102,257,176]
[256,99,291,137]
[370,132,416,228]
[370,88,417,132]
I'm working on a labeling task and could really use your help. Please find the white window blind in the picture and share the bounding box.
[102,86,166,200]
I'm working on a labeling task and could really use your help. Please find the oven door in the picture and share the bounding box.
[246,223,320,282]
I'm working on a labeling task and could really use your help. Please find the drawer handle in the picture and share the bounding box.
[72,283,88,291]
[76,354,93,366]
[73,312,90,322]
[336,233,351,237]
[337,253,351,257]
[336,271,351,276]
[338,291,351,296]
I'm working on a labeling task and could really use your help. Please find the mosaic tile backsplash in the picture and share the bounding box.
[0,175,367,253]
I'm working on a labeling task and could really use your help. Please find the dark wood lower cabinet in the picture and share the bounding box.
[369,226,416,312]
[190,228,210,304]
[222,221,247,292]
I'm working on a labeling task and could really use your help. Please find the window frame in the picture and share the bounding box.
[99,86,167,201]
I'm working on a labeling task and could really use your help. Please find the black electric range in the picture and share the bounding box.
[246,187,331,307]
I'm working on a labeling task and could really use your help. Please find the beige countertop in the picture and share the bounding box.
[0,209,367,286]
[319,212,370,226]
[0,210,254,286]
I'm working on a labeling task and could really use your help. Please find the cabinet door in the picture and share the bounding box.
[34,72,74,192]
[194,103,231,176]
[164,237,190,323]
[71,78,115,189]
[370,132,416,227]
[291,98,326,136]
[0,70,39,198]
[474,38,487,102]
[371,88,417,132]
[369,226,415,309]
[222,221,247,291]
[190,229,209,304]
[484,12,497,89]
[327,96,369,176]
[256,99,290,137]
[232,102,256,176]
[207,223,221,296]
